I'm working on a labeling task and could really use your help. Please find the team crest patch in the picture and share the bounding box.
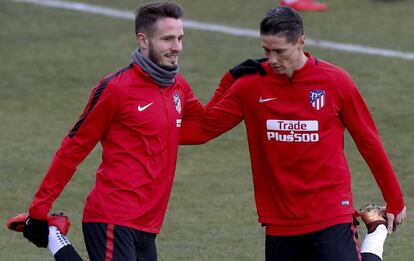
[309,90,326,110]
[173,93,181,113]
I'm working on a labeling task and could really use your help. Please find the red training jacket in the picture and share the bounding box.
[180,53,405,235]
[29,64,205,233]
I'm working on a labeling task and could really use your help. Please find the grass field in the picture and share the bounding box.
[1,0,413,260]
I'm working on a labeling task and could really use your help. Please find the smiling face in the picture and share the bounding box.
[137,17,184,70]
[261,34,306,78]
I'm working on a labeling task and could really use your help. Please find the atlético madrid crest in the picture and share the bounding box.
[173,93,181,113]
[309,90,326,110]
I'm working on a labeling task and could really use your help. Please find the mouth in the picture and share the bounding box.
[165,53,179,63]
[272,65,284,71]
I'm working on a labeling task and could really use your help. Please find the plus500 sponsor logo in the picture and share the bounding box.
[266,120,319,142]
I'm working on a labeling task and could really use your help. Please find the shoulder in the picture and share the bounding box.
[104,64,135,87]
[314,59,361,102]
[93,64,134,101]
[312,58,358,98]
[234,72,264,87]
[226,74,258,98]
[316,59,354,85]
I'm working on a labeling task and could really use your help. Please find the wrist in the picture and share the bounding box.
[222,71,236,86]
[386,200,405,215]
[29,208,49,220]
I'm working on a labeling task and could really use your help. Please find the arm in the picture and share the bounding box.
[29,78,121,219]
[339,74,405,232]
[180,79,244,145]
[206,58,266,109]
[180,109,243,144]
[205,71,235,109]
[179,59,266,144]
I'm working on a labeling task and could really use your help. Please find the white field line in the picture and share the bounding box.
[12,0,414,61]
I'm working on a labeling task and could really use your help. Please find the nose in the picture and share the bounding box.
[268,54,280,65]
[171,38,182,52]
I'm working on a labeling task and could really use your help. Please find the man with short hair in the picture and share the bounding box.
[180,6,406,261]
[21,1,257,260]
[24,2,193,260]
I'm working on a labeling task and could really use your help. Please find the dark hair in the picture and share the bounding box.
[135,1,183,36]
[260,6,304,43]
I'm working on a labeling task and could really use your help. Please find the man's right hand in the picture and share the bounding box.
[23,216,49,248]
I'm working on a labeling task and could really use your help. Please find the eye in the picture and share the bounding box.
[161,36,174,42]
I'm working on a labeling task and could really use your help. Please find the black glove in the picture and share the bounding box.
[229,58,267,79]
[23,216,49,248]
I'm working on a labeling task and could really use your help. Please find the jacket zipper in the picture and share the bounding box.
[160,88,172,172]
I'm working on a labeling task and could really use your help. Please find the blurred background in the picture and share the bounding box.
[1,0,413,260]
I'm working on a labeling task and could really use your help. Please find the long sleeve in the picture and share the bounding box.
[338,74,404,214]
[29,78,121,219]
[205,71,236,109]
[179,75,206,122]
[180,76,243,145]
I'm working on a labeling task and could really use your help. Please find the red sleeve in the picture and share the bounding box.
[205,71,236,109]
[338,73,405,215]
[29,78,121,219]
[180,79,243,144]
[179,71,236,122]
[178,75,205,121]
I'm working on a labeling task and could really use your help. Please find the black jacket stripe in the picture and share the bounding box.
[68,64,133,138]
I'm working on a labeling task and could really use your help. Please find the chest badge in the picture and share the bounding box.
[310,90,326,111]
[173,93,181,114]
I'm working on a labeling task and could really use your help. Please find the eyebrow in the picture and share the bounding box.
[263,46,287,51]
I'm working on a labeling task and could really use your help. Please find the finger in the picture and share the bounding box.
[256,58,268,63]
[258,66,266,76]
[386,213,395,234]
[396,207,407,224]
[396,213,405,224]
[250,63,266,75]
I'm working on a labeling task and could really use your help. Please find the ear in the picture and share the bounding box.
[298,35,305,49]
[136,33,149,50]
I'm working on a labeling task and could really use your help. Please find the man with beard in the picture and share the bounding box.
[21,1,262,260]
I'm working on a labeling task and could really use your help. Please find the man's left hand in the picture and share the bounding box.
[229,58,267,79]
[386,206,407,234]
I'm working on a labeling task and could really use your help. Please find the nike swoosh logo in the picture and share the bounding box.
[259,97,277,103]
[137,102,154,112]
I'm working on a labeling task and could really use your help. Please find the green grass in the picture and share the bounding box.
[1,0,413,260]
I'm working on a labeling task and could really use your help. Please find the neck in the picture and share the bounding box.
[287,52,308,78]
[131,48,179,87]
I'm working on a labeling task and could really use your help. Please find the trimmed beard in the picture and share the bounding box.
[148,40,178,71]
